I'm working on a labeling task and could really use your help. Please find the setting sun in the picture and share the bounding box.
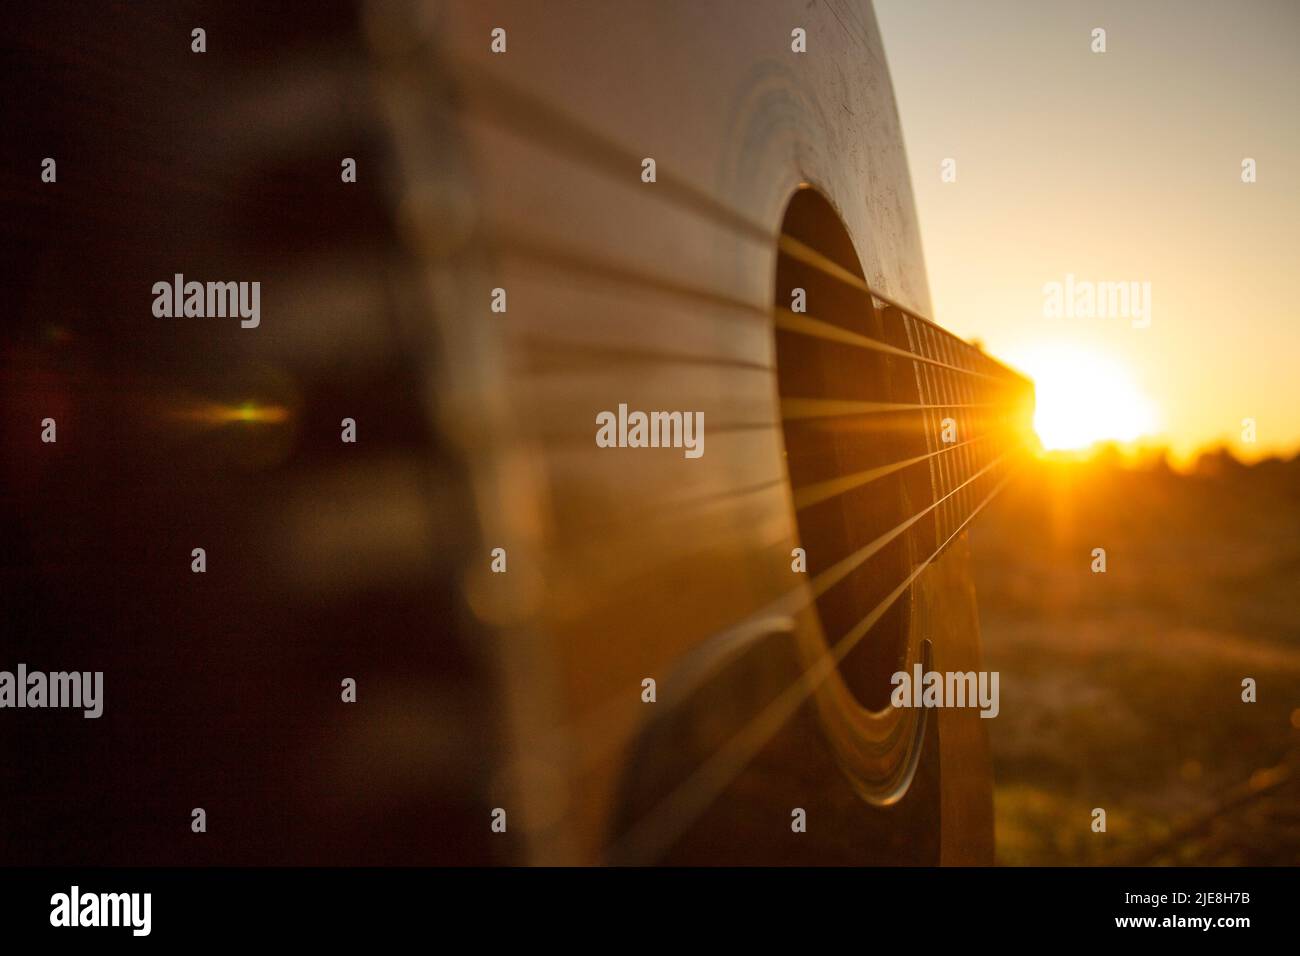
[1007,345,1160,451]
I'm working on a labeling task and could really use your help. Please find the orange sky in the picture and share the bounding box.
[875,0,1300,463]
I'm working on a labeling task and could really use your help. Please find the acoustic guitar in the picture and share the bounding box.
[3,0,1033,865]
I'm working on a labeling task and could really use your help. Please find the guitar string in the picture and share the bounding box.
[776,233,1008,363]
[604,460,1023,864]
[500,229,1009,387]
[792,429,1001,512]
[774,307,1010,382]
[442,59,1033,853]
[781,398,1003,419]
[530,409,1018,446]
[521,449,1019,794]
[451,57,1016,357]
[452,58,773,245]
[537,425,1013,575]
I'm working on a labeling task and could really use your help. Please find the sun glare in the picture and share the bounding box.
[1008,345,1159,451]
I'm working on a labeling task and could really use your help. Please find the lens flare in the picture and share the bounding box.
[1007,345,1159,451]
[171,400,291,426]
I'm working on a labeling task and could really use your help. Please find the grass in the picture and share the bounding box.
[969,451,1300,865]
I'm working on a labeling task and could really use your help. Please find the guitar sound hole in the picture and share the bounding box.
[773,187,929,712]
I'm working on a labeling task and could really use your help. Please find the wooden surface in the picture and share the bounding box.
[367,0,1021,863]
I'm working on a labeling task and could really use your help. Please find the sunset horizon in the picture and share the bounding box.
[878,0,1300,466]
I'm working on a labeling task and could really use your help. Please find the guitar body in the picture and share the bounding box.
[4,1,1027,865]
[404,0,1014,864]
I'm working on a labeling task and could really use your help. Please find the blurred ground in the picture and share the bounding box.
[969,448,1300,865]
